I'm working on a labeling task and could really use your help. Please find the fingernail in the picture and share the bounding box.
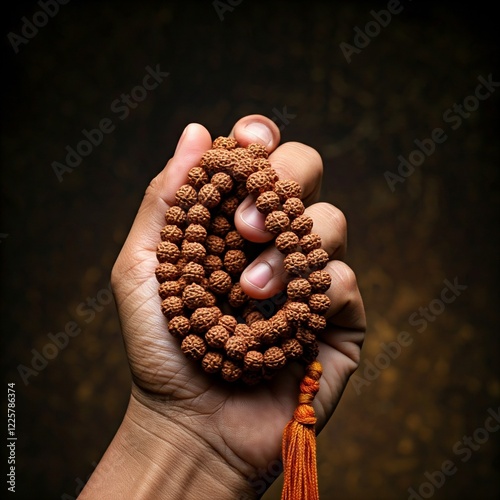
[243,122,273,147]
[245,262,273,289]
[240,204,266,231]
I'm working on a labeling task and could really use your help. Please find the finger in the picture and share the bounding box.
[323,260,366,332]
[228,114,281,152]
[234,142,323,243]
[239,202,347,298]
[112,124,212,285]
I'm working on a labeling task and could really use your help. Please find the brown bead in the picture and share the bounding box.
[187,166,209,190]
[302,341,320,365]
[205,325,230,348]
[211,172,233,194]
[220,196,240,217]
[182,283,207,309]
[190,307,221,333]
[253,158,272,171]
[224,249,247,275]
[296,327,316,346]
[161,296,184,319]
[283,252,308,276]
[255,191,281,214]
[309,294,331,314]
[164,206,187,227]
[155,262,180,282]
[221,360,242,382]
[264,211,290,234]
[270,312,292,338]
[161,224,184,244]
[181,261,205,283]
[159,281,182,299]
[198,183,221,209]
[181,334,207,360]
[210,215,232,237]
[245,311,264,325]
[203,254,223,274]
[175,184,198,210]
[204,291,217,307]
[225,336,248,360]
[308,270,331,293]
[205,235,225,255]
[232,158,255,182]
[282,197,305,218]
[218,315,237,333]
[182,241,206,263]
[281,338,303,360]
[307,248,329,270]
[228,283,249,308]
[287,278,312,301]
[299,233,322,253]
[199,149,224,176]
[246,143,268,159]
[241,370,264,385]
[184,224,207,243]
[157,241,180,264]
[290,214,313,237]
[307,313,327,332]
[212,136,238,150]
[232,147,252,160]
[285,301,310,325]
[275,231,299,254]
[244,350,264,371]
[274,179,302,201]
[263,346,286,370]
[187,204,211,227]
[225,230,245,250]
[215,149,238,174]
[202,351,224,373]
[263,168,279,184]
[209,270,232,294]
[167,316,191,339]
[235,184,249,200]
[252,320,277,345]
[234,323,252,338]
[246,171,273,194]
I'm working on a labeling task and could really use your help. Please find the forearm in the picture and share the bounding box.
[79,394,256,500]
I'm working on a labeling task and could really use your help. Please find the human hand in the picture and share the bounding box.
[80,115,365,499]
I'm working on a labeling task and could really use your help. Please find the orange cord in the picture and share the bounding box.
[281,361,323,500]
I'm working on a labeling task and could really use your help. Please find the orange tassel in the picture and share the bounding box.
[281,361,323,500]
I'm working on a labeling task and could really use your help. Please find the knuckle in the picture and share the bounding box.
[333,261,359,296]
[315,203,347,234]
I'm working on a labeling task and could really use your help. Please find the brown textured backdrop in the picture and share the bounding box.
[1,1,499,499]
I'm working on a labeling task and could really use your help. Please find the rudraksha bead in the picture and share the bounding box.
[228,283,249,308]
[182,262,205,283]
[198,183,221,209]
[167,316,191,339]
[263,347,286,370]
[181,335,207,360]
[159,281,182,299]
[175,184,198,210]
[290,214,314,237]
[307,248,329,270]
[225,336,248,361]
[281,338,303,360]
[157,241,181,264]
[255,191,281,214]
[275,231,299,254]
[221,360,242,382]
[203,254,223,274]
[210,215,232,237]
[224,250,247,275]
[155,262,180,282]
[308,294,331,314]
[161,225,184,244]
[212,136,238,150]
[187,166,209,190]
[209,270,232,295]
[264,211,290,234]
[225,230,245,250]
[161,296,184,319]
[184,224,207,243]
[299,233,322,253]
[187,204,211,227]
[210,172,234,194]
[274,179,301,201]
[282,197,305,218]
[164,206,187,227]
[205,235,225,255]
[182,283,207,309]
[283,252,308,276]
[244,350,264,371]
[205,325,230,349]
[308,270,332,293]
[182,241,206,263]
[286,278,312,301]
[202,351,224,373]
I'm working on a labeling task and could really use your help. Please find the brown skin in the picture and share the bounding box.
[79,115,366,499]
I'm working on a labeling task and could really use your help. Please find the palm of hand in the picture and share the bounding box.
[113,247,362,473]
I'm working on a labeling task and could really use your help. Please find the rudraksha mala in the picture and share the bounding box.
[155,136,330,499]
[155,136,330,385]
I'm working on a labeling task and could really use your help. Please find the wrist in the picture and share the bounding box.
[79,392,256,500]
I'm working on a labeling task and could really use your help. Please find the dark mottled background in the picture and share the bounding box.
[1,1,499,499]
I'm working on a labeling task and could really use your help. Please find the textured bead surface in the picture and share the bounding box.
[156,137,329,383]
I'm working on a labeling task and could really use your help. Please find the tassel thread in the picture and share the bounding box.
[281,361,323,500]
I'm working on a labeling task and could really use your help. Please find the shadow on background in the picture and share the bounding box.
[1,1,499,499]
